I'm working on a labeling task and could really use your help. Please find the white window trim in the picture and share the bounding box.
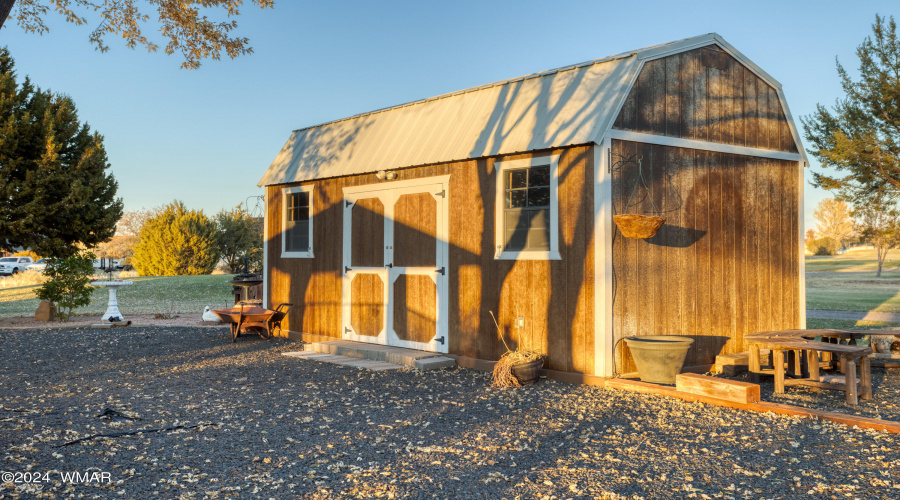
[494,154,561,260]
[281,185,314,259]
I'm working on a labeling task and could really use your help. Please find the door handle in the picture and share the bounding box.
[385,263,393,268]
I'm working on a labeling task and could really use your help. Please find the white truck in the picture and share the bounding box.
[93,258,123,270]
[0,256,35,275]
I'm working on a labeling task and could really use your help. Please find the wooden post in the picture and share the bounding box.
[844,357,858,406]
[749,344,761,383]
[773,349,785,393]
[807,349,820,393]
[860,356,872,401]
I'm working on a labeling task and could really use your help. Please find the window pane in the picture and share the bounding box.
[296,223,309,250]
[290,192,310,222]
[506,210,530,230]
[294,205,309,221]
[527,187,550,207]
[530,166,550,187]
[526,223,550,250]
[507,190,526,208]
[286,220,309,252]
[508,169,528,189]
[528,208,549,228]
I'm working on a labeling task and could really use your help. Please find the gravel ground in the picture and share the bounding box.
[725,365,900,422]
[1,328,899,499]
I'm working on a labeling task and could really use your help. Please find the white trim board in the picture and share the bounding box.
[604,130,804,161]
[798,161,806,329]
[263,189,269,308]
[593,141,614,377]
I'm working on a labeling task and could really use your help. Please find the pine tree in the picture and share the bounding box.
[801,15,900,203]
[132,201,220,275]
[0,48,122,257]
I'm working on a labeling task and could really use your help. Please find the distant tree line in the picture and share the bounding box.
[99,200,263,276]
[808,197,900,276]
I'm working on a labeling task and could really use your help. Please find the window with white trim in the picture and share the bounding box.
[282,185,314,258]
[494,155,560,260]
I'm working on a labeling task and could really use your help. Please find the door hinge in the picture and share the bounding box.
[344,327,352,335]
[435,336,445,345]
[434,189,445,198]
[345,200,353,207]
[345,266,352,273]
[385,263,393,268]
[436,267,445,275]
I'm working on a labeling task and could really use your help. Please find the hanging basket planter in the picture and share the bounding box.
[613,214,666,239]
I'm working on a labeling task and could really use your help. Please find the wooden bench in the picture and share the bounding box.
[745,329,873,405]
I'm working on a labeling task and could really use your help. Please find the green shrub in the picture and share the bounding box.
[34,251,95,321]
[807,237,841,256]
[132,201,220,276]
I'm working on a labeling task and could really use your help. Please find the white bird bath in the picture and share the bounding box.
[91,280,134,322]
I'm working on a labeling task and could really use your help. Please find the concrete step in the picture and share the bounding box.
[282,351,404,371]
[715,349,772,377]
[304,340,456,371]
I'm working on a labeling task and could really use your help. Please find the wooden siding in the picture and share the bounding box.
[393,192,437,267]
[351,198,385,268]
[613,46,799,153]
[350,273,384,337]
[266,145,596,374]
[611,139,799,373]
[393,275,437,343]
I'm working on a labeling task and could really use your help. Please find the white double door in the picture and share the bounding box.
[341,176,449,353]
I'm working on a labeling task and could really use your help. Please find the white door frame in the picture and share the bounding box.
[342,175,450,353]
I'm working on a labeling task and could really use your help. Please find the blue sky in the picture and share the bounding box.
[1,0,895,229]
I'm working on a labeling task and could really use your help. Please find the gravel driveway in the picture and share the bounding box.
[1,327,898,499]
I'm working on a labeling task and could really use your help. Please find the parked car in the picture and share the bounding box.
[93,258,123,270]
[27,258,51,272]
[0,256,35,276]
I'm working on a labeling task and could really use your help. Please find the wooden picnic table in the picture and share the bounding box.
[744,329,900,405]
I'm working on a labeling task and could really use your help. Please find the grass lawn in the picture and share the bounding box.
[805,247,900,272]
[0,274,237,319]
[805,271,900,312]
[805,317,900,329]
[806,249,900,312]
[805,250,900,312]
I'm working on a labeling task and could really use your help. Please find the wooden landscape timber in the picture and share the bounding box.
[259,33,806,379]
[675,373,760,404]
[606,378,900,434]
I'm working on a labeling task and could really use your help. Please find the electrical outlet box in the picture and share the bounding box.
[515,316,525,329]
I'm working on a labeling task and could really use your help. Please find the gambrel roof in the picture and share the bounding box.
[259,33,806,187]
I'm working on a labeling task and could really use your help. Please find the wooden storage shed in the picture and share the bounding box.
[258,33,807,381]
